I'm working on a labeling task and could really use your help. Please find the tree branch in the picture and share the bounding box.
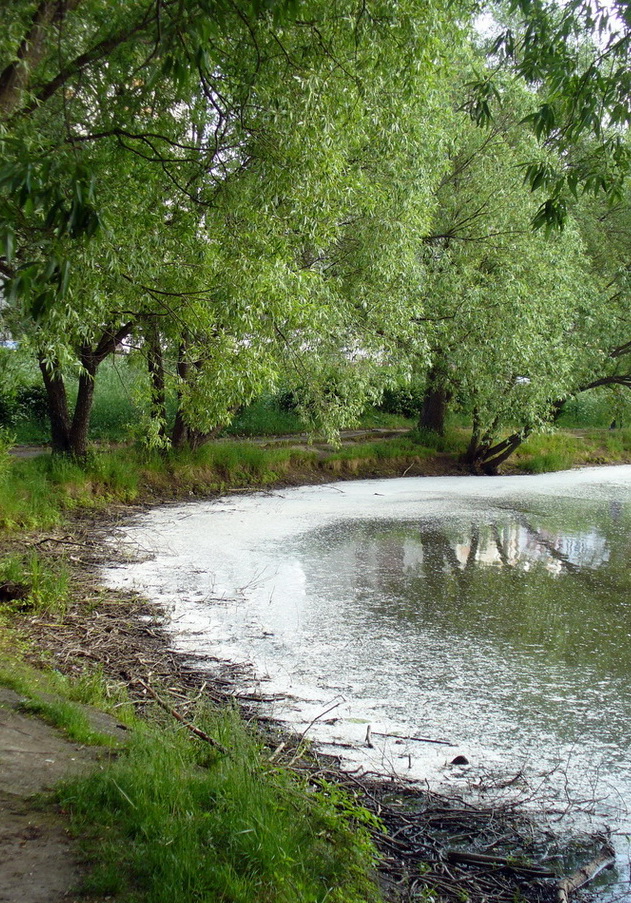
[0,0,83,118]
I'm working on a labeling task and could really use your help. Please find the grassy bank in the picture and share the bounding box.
[4,426,631,532]
[1,428,630,902]
[0,603,382,903]
[0,432,459,531]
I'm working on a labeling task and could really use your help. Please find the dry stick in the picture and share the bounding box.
[371,730,455,746]
[299,698,345,742]
[557,847,616,903]
[446,849,556,878]
[137,678,229,755]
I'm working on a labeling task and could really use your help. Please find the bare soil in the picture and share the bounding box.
[0,687,122,903]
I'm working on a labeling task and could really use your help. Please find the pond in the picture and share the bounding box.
[104,465,631,895]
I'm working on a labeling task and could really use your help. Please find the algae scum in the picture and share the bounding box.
[105,466,631,898]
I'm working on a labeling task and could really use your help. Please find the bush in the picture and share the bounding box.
[16,385,49,422]
[378,386,424,419]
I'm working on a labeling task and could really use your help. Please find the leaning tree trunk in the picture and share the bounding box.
[68,351,98,459]
[463,411,530,475]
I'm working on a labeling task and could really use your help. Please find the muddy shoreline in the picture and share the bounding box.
[8,490,607,903]
[6,483,619,903]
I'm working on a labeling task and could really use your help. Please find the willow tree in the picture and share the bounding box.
[473,0,631,228]
[412,77,601,471]
[0,0,473,454]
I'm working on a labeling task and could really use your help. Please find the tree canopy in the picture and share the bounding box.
[0,0,630,465]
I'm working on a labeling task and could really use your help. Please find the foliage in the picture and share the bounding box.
[474,0,631,227]
[1,2,630,466]
[407,73,603,467]
[0,0,470,455]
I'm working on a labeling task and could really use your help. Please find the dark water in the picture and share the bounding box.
[105,467,631,896]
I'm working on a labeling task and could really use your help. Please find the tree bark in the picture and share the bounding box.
[420,384,450,435]
[68,347,97,459]
[38,354,71,453]
[419,366,452,435]
[145,323,167,441]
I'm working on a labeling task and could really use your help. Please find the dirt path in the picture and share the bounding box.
[0,688,123,903]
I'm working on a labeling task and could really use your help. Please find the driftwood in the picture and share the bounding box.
[446,849,556,878]
[557,847,615,903]
[137,679,229,755]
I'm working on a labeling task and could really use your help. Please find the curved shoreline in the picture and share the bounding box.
[4,459,630,901]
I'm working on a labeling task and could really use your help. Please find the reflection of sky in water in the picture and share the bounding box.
[104,467,631,896]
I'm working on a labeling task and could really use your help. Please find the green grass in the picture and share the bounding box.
[12,356,145,445]
[17,696,120,746]
[513,432,586,473]
[512,428,631,473]
[224,397,305,437]
[555,389,631,429]
[0,650,135,745]
[58,705,381,903]
[592,427,631,458]
[0,551,69,615]
[327,436,426,462]
[224,396,414,439]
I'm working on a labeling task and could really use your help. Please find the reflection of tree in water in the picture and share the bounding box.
[291,503,631,675]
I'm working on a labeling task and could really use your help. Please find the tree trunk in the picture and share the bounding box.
[171,340,213,451]
[419,367,451,435]
[172,343,192,450]
[463,408,484,469]
[145,323,167,441]
[38,323,134,457]
[68,349,97,458]
[38,355,72,453]
[420,385,450,435]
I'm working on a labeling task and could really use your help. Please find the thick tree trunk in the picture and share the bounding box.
[38,322,133,457]
[463,420,529,475]
[38,355,72,453]
[420,385,450,435]
[68,350,97,459]
[419,367,451,435]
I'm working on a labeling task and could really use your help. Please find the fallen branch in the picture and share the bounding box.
[446,849,556,878]
[371,730,454,746]
[137,678,228,755]
[557,847,615,903]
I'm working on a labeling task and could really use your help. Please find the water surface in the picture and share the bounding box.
[105,466,631,891]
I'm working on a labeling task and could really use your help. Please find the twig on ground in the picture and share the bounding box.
[136,678,229,755]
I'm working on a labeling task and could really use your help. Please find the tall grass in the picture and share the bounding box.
[59,706,381,903]
[0,551,69,615]
[513,428,631,473]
